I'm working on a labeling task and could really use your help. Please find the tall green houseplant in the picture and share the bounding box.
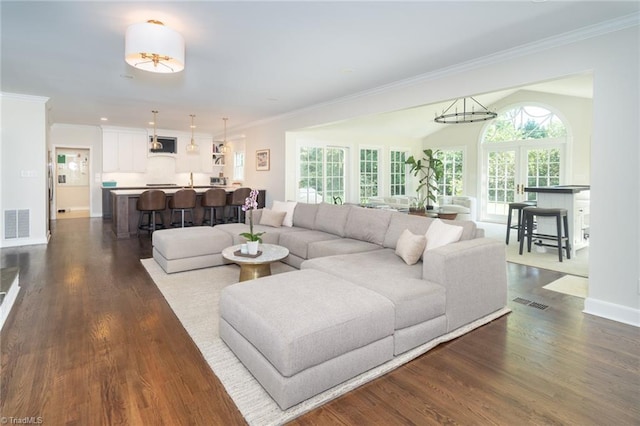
[405,149,444,210]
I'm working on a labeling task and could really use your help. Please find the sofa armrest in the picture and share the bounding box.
[422,238,507,331]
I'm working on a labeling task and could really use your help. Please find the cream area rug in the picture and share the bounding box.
[543,275,589,298]
[480,222,589,277]
[141,258,511,425]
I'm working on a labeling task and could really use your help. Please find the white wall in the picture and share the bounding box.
[0,93,49,247]
[233,26,639,325]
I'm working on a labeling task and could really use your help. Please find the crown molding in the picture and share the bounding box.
[0,92,50,103]
[239,12,640,131]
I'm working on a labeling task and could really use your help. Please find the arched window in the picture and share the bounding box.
[480,105,568,220]
[483,106,567,143]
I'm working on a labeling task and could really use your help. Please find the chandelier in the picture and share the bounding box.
[125,20,185,73]
[150,110,162,150]
[434,97,497,124]
[186,114,199,154]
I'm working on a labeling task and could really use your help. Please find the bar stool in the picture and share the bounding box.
[201,188,227,226]
[136,190,167,236]
[226,187,251,223]
[506,201,537,244]
[519,206,571,262]
[169,189,197,227]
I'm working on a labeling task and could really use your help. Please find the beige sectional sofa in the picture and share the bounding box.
[152,202,507,410]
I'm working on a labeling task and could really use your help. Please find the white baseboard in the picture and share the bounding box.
[0,236,49,248]
[583,298,640,327]
[0,274,20,331]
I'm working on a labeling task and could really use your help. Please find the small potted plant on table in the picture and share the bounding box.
[239,189,264,254]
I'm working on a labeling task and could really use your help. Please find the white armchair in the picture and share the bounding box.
[438,196,477,221]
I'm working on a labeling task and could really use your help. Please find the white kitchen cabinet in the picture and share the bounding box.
[102,129,147,172]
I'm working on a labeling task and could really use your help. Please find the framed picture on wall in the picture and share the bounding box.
[256,149,270,171]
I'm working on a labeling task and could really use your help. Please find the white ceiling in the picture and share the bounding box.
[1,1,638,135]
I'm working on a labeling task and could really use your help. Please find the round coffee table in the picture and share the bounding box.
[222,243,290,282]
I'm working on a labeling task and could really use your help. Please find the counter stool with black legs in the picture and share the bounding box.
[519,206,571,262]
[137,189,167,236]
[226,187,251,223]
[506,201,537,245]
[169,188,197,227]
[201,188,227,226]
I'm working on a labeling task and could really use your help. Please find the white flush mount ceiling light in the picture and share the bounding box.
[125,20,185,73]
[186,114,199,154]
[434,97,497,124]
[150,110,163,150]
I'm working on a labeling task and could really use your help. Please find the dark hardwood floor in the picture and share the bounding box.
[1,218,638,425]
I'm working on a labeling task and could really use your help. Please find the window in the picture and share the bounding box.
[298,146,346,204]
[483,105,567,143]
[390,150,408,196]
[233,152,245,181]
[359,148,379,203]
[435,149,464,196]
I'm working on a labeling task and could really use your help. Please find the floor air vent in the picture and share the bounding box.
[512,297,549,310]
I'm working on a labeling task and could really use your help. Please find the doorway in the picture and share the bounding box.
[55,148,90,219]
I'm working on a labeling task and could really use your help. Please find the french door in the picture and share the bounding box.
[482,141,563,222]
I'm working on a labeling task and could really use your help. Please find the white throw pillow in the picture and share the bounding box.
[259,209,287,228]
[425,219,464,251]
[395,229,427,265]
[272,200,297,227]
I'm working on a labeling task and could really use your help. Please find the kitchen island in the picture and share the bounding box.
[524,185,590,255]
[109,187,265,239]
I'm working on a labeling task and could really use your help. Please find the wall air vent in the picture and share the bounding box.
[4,209,30,239]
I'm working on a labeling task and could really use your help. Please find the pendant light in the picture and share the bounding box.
[150,110,163,150]
[219,117,229,153]
[186,114,199,154]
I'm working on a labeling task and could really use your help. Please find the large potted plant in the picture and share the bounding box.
[405,148,444,211]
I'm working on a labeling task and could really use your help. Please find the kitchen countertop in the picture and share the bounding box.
[110,186,240,196]
[524,185,590,194]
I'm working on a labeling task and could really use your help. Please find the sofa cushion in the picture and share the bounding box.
[215,222,303,245]
[272,200,297,227]
[314,203,351,236]
[344,206,393,246]
[220,269,395,377]
[302,249,445,329]
[395,229,427,265]
[383,212,433,249]
[292,202,319,229]
[308,238,382,259]
[425,219,463,251]
[259,208,287,227]
[279,230,340,259]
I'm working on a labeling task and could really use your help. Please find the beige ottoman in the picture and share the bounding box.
[152,227,233,273]
[219,269,395,409]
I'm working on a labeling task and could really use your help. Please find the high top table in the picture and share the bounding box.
[524,185,590,256]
